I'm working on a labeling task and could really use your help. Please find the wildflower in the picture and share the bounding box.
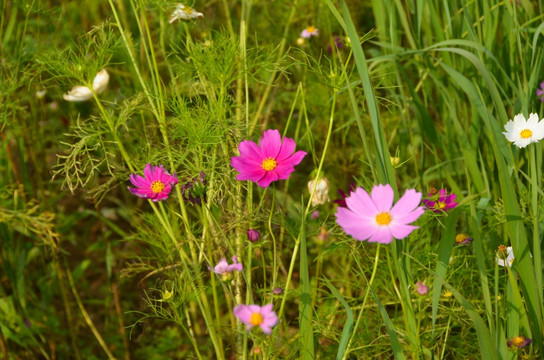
[537,82,544,102]
[308,176,330,206]
[128,164,178,202]
[296,37,305,46]
[335,184,424,244]
[180,171,207,206]
[422,188,458,213]
[230,129,306,188]
[210,256,243,281]
[507,336,532,350]
[311,210,320,219]
[415,282,429,295]
[35,89,47,99]
[247,229,261,243]
[169,3,203,23]
[234,304,278,335]
[442,290,453,298]
[455,233,472,245]
[390,156,401,167]
[162,289,174,301]
[496,245,514,267]
[327,37,344,52]
[63,69,110,102]
[301,25,319,38]
[503,113,544,148]
[334,184,356,208]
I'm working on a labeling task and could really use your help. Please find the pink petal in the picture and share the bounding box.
[273,162,296,180]
[130,173,149,188]
[394,207,425,225]
[238,140,265,163]
[234,305,253,325]
[257,171,279,188]
[368,227,393,244]
[260,129,282,158]
[345,188,378,218]
[336,207,377,241]
[390,189,422,217]
[260,325,273,335]
[371,184,394,212]
[261,304,274,313]
[144,163,154,179]
[129,187,155,199]
[389,224,418,239]
[231,158,266,181]
[286,150,307,167]
[275,137,296,162]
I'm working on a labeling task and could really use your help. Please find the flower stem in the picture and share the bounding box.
[341,244,381,360]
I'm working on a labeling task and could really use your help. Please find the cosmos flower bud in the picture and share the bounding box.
[415,282,429,295]
[247,229,261,243]
[308,176,330,207]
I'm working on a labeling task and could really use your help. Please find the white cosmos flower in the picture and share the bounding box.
[496,246,515,267]
[169,4,203,23]
[502,113,544,148]
[63,69,110,102]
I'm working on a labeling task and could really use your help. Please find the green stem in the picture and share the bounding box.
[530,145,543,318]
[341,244,381,360]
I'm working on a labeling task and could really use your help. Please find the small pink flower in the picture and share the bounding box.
[416,282,429,295]
[230,129,306,188]
[422,188,458,213]
[301,25,318,38]
[234,304,278,335]
[128,164,178,202]
[537,81,544,102]
[210,256,243,274]
[335,184,424,244]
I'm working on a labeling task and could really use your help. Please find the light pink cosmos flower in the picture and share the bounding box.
[335,184,424,244]
[301,25,318,38]
[210,256,243,274]
[233,304,278,335]
[230,129,306,188]
[128,164,178,202]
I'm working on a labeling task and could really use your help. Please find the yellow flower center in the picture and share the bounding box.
[183,7,193,14]
[150,180,166,193]
[375,212,392,226]
[512,336,525,346]
[261,158,277,171]
[306,26,316,33]
[437,201,446,209]
[520,129,532,139]
[249,312,264,326]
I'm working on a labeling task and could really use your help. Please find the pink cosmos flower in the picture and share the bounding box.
[335,184,424,244]
[128,164,178,202]
[233,304,278,335]
[210,256,243,274]
[422,188,458,213]
[230,129,306,188]
[301,25,319,38]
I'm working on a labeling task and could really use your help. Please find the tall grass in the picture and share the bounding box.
[1,0,543,359]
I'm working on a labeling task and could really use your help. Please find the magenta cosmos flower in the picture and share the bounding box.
[234,304,278,335]
[230,129,306,188]
[335,184,424,244]
[128,164,178,202]
[422,188,458,213]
